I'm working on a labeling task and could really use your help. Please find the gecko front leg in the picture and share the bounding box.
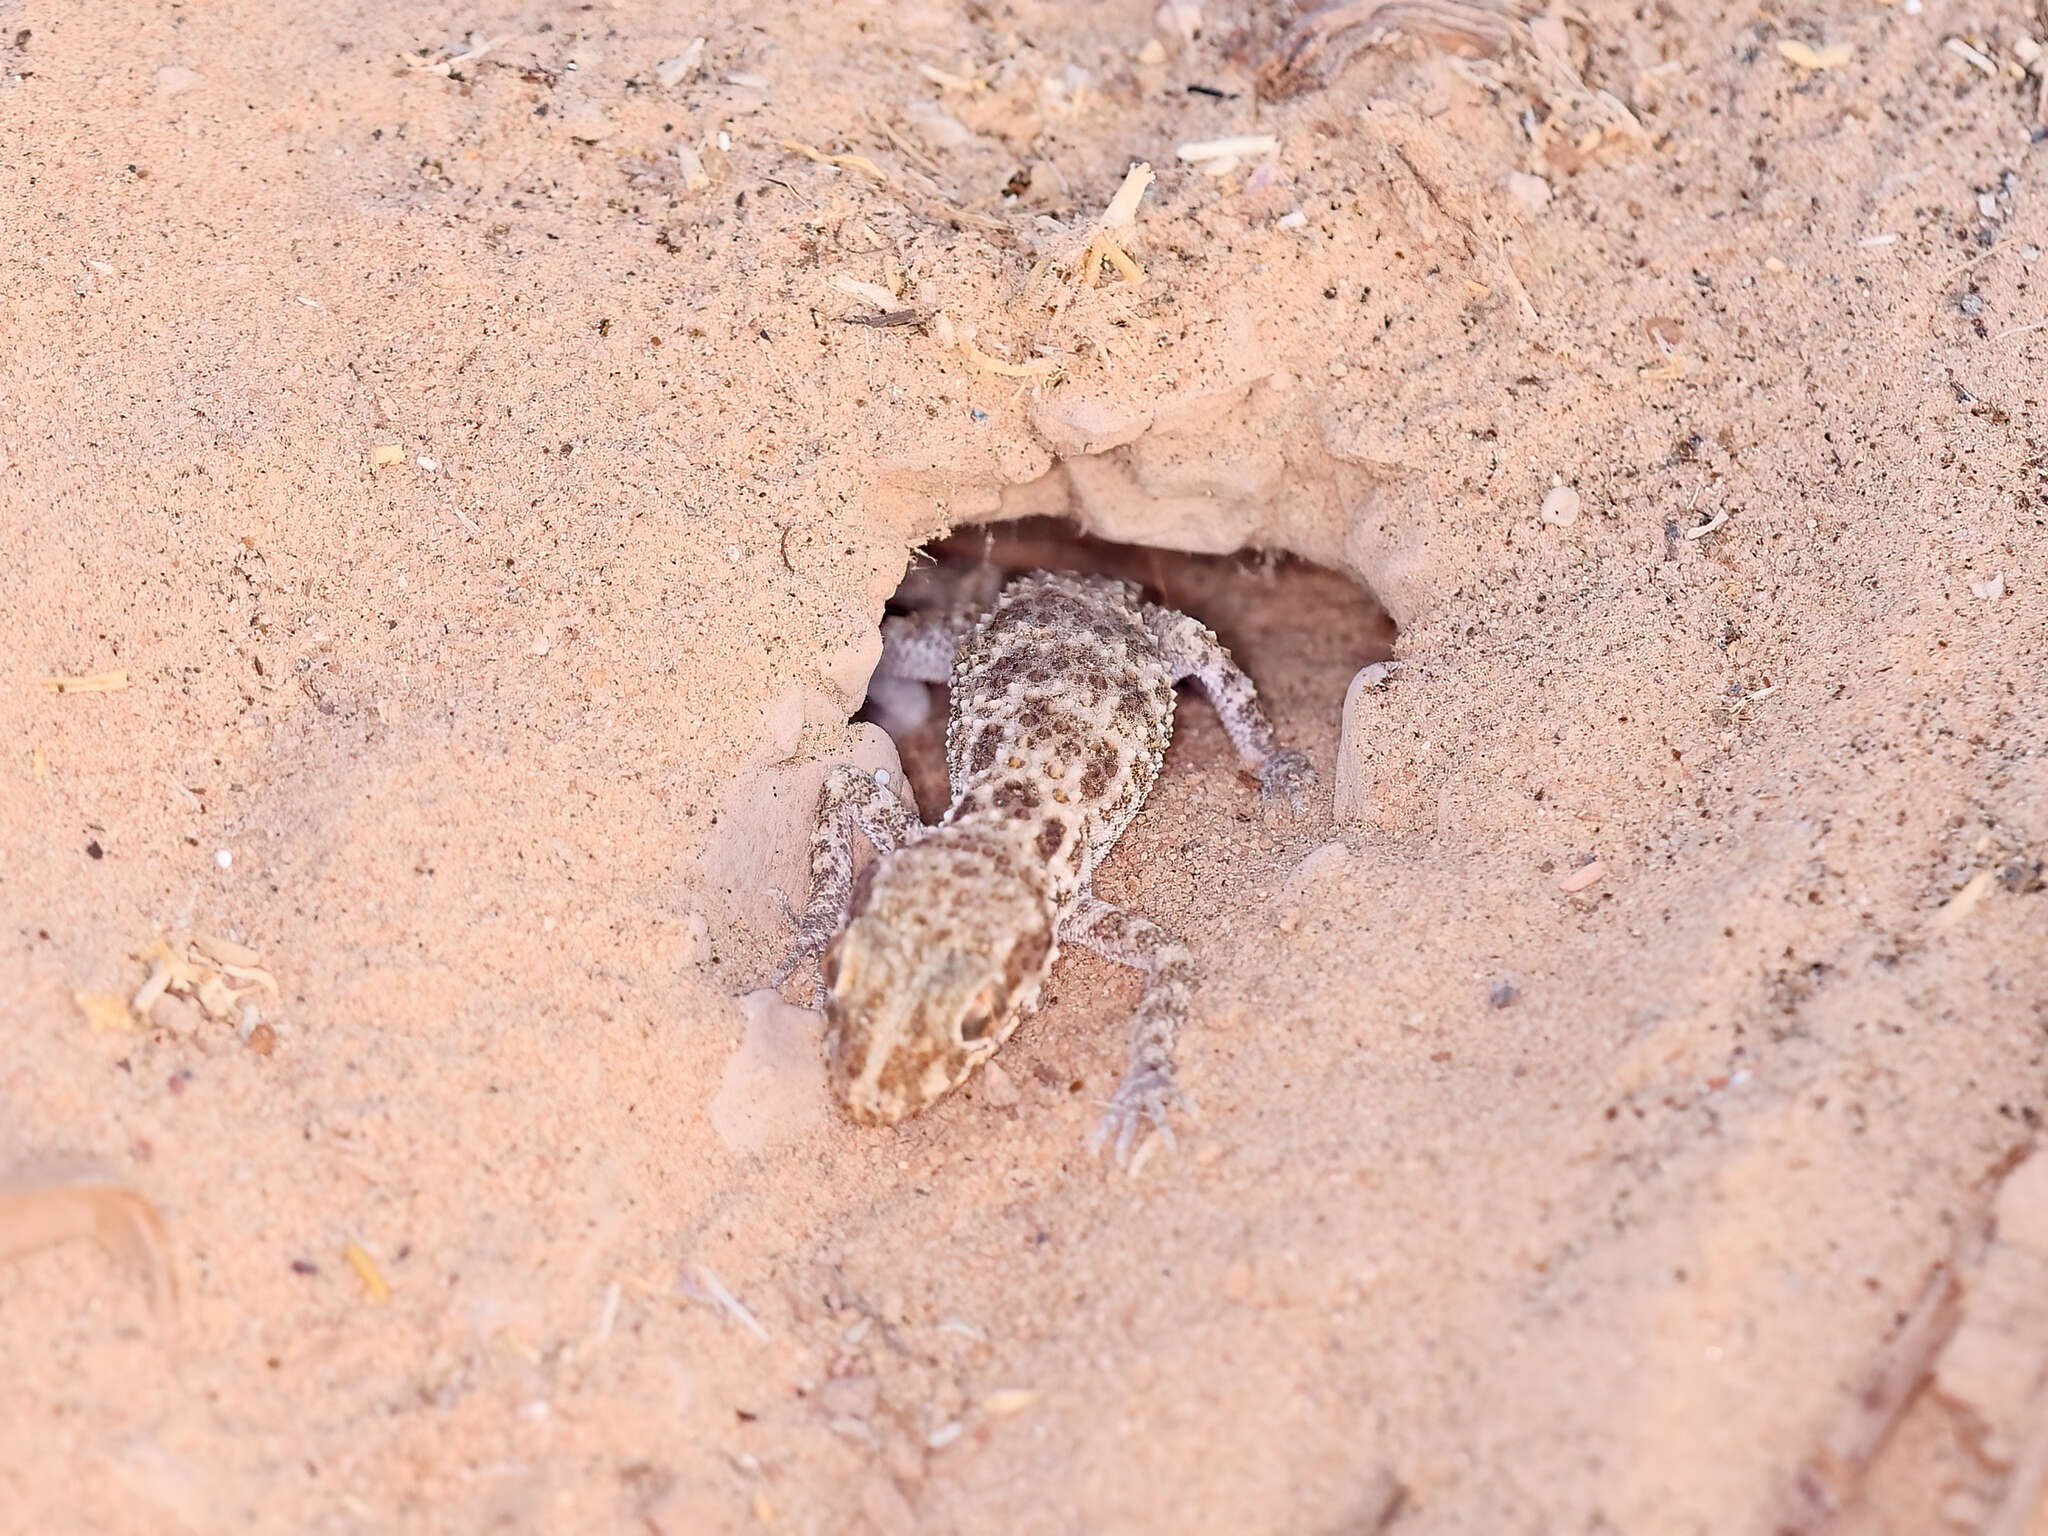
[865,563,1003,732]
[1143,604,1315,812]
[1062,893,1198,1162]
[773,764,919,1004]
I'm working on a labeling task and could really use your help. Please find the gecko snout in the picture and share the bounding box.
[827,899,1052,1125]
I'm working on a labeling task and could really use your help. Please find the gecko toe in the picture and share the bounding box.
[1259,750,1316,816]
[1093,1068,1189,1165]
[769,891,839,998]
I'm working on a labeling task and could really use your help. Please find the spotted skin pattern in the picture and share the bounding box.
[776,570,1313,1159]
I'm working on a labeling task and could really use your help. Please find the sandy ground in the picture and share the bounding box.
[3,0,2046,1531]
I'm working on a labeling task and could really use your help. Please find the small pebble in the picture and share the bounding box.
[1539,486,1581,526]
[1506,172,1551,213]
[907,101,972,150]
[977,1060,1020,1109]
[247,1023,277,1056]
[653,39,703,88]
[214,848,232,869]
[1557,858,1605,893]
[1489,980,1518,1009]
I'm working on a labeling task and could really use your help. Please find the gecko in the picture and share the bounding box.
[774,568,1314,1159]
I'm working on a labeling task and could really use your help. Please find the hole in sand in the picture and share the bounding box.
[861,517,1397,822]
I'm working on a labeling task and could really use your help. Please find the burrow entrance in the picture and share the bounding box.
[863,518,1397,823]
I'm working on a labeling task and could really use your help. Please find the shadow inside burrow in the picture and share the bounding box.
[861,517,1397,823]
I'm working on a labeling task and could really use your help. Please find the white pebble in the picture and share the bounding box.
[1506,172,1551,213]
[214,848,233,869]
[416,455,438,472]
[653,39,704,88]
[1539,486,1582,526]
[907,101,973,150]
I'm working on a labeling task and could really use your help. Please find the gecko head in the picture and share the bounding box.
[823,837,1053,1125]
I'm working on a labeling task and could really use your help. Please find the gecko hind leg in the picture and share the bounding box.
[1062,894,1198,1163]
[772,765,919,1004]
[866,561,1005,731]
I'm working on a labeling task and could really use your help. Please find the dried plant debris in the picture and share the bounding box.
[681,1262,768,1340]
[74,990,138,1033]
[344,1239,392,1304]
[398,32,511,78]
[1777,1147,2048,1533]
[620,144,712,192]
[1934,1149,2048,1533]
[0,1178,178,1329]
[1775,1260,1968,1533]
[127,932,280,1043]
[1777,40,1855,73]
[1020,161,1153,315]
[40,669,130,693]
[1261,3,1646,182]
[931,311,1061,380]
[781,138,888,184]
[1261,0,1521,99]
